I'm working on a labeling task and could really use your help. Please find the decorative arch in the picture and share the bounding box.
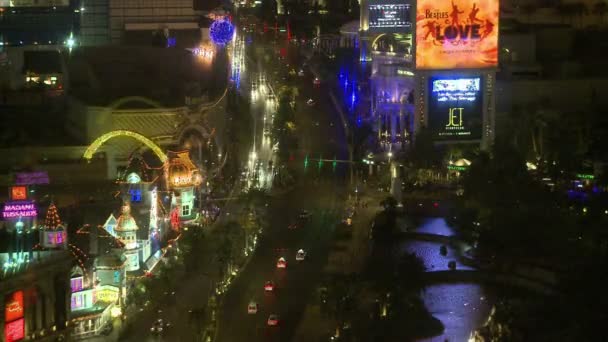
[108,96,164,110]
[177,125,211,147]
[371,33,387,50]
[84,130,168,163]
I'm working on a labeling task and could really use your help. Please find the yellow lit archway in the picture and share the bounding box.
[83,130,168,163]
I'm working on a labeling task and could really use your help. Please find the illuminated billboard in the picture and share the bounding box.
[428,77,482,140]
[415,0,498,69]
[369,4,412,31]
[0,0,69,7]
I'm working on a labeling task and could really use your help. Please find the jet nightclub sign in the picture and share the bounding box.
[428,77,483,140]
[2,201,38,219]
[415,0,498,69]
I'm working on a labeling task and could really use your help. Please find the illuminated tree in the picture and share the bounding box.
[45,203,61,229]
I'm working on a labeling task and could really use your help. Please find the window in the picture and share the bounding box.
[71,277,83,292]
[129,189,142,202]
[182,205,190,216]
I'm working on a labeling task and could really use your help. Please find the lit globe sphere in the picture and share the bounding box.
[209,19,235,45]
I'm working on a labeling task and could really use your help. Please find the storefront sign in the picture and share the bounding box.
[416,0,498,69]
[2,202,37,219]
[96,286,119,303]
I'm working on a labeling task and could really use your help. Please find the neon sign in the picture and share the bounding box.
[2,202,37,219]
[4,318,24,342]
[10,186,27,201]
[14,171,49,185]
[5,291,24,322]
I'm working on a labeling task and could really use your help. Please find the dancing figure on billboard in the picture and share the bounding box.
[450,0,464,26]
[468,3,483,24]
[423,20,437,40]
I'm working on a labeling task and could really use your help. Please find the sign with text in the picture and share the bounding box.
[369,4,412,32]
[2,201,38,219]
[415,0,498,69]
[5,291,24,322]
[428,77,482,140]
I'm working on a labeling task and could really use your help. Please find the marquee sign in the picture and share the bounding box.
[369,4,412,31]
[2,201,38,219]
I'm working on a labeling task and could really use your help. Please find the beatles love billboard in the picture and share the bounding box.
[415,0,498,69]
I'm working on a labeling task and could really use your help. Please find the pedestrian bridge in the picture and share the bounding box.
[422,269,558,295]
[399,232,560,295]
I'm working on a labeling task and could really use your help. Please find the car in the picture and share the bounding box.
[296,249,306,261]
[263,129,271,136]
[150,318,164,334]
[306,99,316,106]
[277,257,287,269]
[264,281,275,291]
[313,77,321,85]
[248,301,259,314]
[267,314,280,326]
[288,222,298,230]
[298,70,305,77]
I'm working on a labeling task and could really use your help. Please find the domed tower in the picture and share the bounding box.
[166,151,203,225]
[40,202,67,249]
[115,202,140,271]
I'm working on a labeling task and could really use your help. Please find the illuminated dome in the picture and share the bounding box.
[115,203,139,232]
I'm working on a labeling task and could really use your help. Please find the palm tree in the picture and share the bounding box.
[592,1,608,25]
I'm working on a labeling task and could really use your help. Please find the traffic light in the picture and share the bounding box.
[332,156,337,171]
[304,154,309,169]
[318,155,323,170]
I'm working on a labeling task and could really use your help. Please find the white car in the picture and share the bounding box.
[277,257,287,269]
[296,249,306,261]
[247,301,259,314]
[267,314,280,326]
[306,99,316,106]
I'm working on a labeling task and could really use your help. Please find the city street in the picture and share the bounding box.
[216,37,352,342]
